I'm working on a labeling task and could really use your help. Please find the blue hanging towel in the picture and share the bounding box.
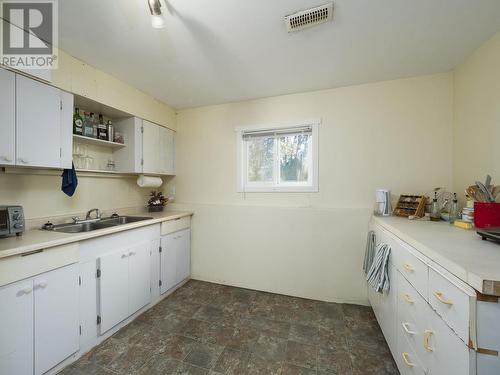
[61,162,78,197]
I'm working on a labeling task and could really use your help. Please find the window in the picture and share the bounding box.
[236,121,319,192]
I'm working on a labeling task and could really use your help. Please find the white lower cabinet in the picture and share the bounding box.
[98,241,152,334]
[371,222,477,375]
[34,264,79,375]
[0,279,33,375]
[0,264,79,375]
[160,228,191,294]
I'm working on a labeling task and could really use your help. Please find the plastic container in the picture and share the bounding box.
[474,202,500,228]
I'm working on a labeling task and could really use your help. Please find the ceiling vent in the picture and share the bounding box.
[285,2,333,33]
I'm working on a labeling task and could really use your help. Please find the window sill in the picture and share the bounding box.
[237,186,319,193]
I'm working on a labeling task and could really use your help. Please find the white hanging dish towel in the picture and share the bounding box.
[363,230,376,274]
[366,243,391,294]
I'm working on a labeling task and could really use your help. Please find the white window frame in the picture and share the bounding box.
[235,120,319,193]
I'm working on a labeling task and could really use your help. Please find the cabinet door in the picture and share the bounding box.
[176,229,191,284]
[425,308,470,375]
[79,261,98,352]
[34,264,79,375]
[16,75,62,168]
[159,127,175,175]
[160,234,177,294]
[98,250,129,334]
[128,242,151,315]
[142,120,160,173]
[59,90,74,169]
[0,279,33,375]
[0,69,15,165]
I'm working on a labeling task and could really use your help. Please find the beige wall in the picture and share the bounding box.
[453,32,500,197]
[171,73,454,304]
[0,51,177,219]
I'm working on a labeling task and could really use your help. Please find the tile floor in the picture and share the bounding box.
[60,280,399,375]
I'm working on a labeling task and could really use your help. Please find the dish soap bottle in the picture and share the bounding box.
[430,192,441,222]
[449,193,459,224]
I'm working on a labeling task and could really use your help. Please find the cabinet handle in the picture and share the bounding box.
[403,263,414,272]
[129,251,135,256]
[0,156,12,162]
[423,330,434,352]
[433,291,453,306]
[401,322,416,335]
[121,253,129,258]
[35,281,48,289]
[401,352,415,367]
[17,158,28,164]
[19,287,32,295]
[403,293,414,304]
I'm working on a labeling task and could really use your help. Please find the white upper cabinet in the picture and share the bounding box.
[142,120,161,174]
[0,69,16,165]
[15,75,73,169]
[142,119,175,175]
[159,126,175,175]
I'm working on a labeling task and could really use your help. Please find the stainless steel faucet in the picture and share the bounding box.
[86,208,101,220]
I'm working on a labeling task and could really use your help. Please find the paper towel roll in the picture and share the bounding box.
[136,175,163,188]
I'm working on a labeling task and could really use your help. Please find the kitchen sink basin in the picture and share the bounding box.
[43,216,153,233]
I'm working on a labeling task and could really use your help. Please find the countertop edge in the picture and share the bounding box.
[0,211,194,260]
[371,216,487,294]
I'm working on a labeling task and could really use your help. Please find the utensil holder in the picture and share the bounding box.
[474,202,500,228]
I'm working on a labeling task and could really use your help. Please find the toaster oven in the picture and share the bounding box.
[0,206,25,237]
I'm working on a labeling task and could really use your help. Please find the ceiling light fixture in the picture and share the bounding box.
[148,0,166,29]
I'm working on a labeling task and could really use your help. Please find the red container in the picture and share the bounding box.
[474,202,500,228]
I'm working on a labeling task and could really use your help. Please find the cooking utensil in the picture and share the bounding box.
[476,181,495,202]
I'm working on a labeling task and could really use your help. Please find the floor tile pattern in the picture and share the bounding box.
[60,280,399,375]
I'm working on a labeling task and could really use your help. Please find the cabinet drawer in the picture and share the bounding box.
[428,268,472,344]
[393,241,428,301]
[396,324,426,375]
[161,216,191,235]
[0,243,79,287]
[425,305,472,375]
[398,273,428,367]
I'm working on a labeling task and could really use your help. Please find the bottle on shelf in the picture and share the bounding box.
[97,114,108,140]
[90,113,98,138]
[83,112,94,138]
[430,192,441,222]
[73,108,83,135]
[107,120,115,142]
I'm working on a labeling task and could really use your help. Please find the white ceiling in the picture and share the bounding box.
[59,0,500,109]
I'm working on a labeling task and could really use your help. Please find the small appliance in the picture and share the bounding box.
[0,206,25,237]
[374,189,391,216]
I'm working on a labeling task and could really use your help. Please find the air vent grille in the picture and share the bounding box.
[285,3,333,33]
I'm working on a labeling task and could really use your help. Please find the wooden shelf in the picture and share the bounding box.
[73,134,126,148]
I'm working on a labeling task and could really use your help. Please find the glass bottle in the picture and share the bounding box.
[449,193,459,224]
[107,120,114,142]
[90,113,98,138]
[83,112,94,138]
[73,107,83,135]
[97,114,108,140]
[430,192,441,222]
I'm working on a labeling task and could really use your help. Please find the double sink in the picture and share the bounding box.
[43,216,153,233]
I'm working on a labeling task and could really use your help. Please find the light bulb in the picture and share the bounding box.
[151,14,166,29]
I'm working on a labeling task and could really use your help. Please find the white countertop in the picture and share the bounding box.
[0,210,193,260]
[372,216,500,294]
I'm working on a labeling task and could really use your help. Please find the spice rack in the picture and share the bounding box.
[393,195,427,218]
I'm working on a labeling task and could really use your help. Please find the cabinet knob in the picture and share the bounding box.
[19,287,32,295]
[121,253,129,258]
[403,263,414,272]
[35,281,48,289]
